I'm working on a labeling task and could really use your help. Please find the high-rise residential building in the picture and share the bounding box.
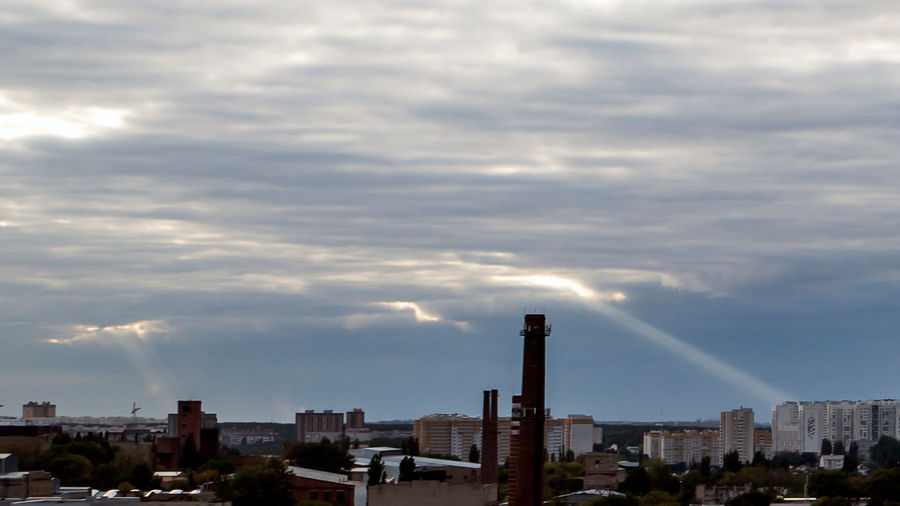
[772,401,826,454]
[296,410,344,443]
[754,428,773,460]
[414,413,483,459]
[721,408,754,463]
[545,415,597,459]
[22,402,56,419]
[643,429,721,466]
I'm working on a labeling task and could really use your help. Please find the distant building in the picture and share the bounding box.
[153,400,219,470]
[346,409,365,429]
[0,453,56,500]
[754,428,773,460]
[583,452,619,489]
[296,410,344,443]
[721,408,754,463]
[22,402,56,419]
[772,399,900,454]
[288,465,366,505]
[545,415,597,460]
[696,484,751,504]
[643,429,721,466]
[414,414,482,460]
[819,454,844,470]
[368,481,495,506]
[414,413,592,465]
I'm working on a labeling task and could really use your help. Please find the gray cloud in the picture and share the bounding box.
[2,0,900,420]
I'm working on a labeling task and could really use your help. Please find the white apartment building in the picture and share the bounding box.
[771,399,900,455]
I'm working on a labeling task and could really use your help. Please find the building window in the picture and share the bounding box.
[324,490,332,501]
[337,491,345,501]
[310,491,318,500]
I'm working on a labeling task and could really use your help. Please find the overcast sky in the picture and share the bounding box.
[2,0,900,423]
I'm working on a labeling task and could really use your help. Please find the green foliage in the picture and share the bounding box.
[821,439,833,456]
[284,439,352,474]
[700,456,712,477]
[619,466,651,496]
[368,453,386,486]
[679,471,704,502]
[180,433,205,470]
[399,456,416,482]
[566,449,576,463]
[723,451,743,473]
[229,459,293,506]
[751,452,769,468]
[871,436,900,467]
[808,471,859,499]
[726,490,774,506]
[469,444,480,463]
[832,441,844,456]
[401,437,419,456]
[49,453,93,485]
[867,467,900,506]
[545,461,585,498]
[130,463,153,490]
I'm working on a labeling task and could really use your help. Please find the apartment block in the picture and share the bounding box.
[22,402,56,419]
[643,429,721,466]
[721,408,754,463]
[296,410,344,443]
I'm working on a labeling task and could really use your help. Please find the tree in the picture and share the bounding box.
[751,451,768,468]
[566,449,576,463]
[618,466,651,496]
[399,456,416,482]
[401,437,419,456]
[821,439,833,456]
[284,439,352,474]
[368,454,385,486]
[832,441,844,456]
[808,471,858,499]
[842,442,858,473]
[229,459,293,506]
[181,433,203,470]
[469,444,480,463]
[870,436,900,467]
[867,467,900,506]
[699,456,711,478]
[723,450,743,473]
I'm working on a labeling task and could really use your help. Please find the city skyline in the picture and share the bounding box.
[3,1,900,422]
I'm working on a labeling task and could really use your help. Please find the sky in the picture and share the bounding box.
[2,0,900,423]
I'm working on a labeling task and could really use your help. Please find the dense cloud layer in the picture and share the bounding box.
[2,0,900,421]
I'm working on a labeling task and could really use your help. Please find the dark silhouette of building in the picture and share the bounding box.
[346,408,365,429]
[508,314,550,506]
[481,389,499,484]
[154,400,219,470]
[296,410,344,443]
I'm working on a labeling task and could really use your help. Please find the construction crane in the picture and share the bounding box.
[131,402,141,421]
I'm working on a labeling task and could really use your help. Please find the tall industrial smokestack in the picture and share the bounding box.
[481,389,499,484]
[508,314,550,506]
